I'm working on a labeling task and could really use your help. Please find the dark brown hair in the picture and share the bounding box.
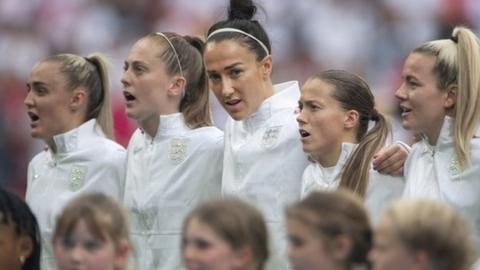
[206,0,271,62]
[311,70,390,197]
[286,190,372,267]
[182,197,269,270]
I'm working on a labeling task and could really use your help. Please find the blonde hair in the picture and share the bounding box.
[412,26,480,169]
[286,190,372,268]
[310,70,390,197]
[44,53,114,140]
[53,193,132,270]
[382,199,476,270]
[182,197,269,270]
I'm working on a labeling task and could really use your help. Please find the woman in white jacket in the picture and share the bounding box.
[203,1,308,268]
[396,26,480,250]
[203,1,407,269]
[297,70,404,223]
[25,53,126,270]
[121,32,223,270]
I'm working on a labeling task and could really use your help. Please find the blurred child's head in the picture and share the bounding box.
[52,193,131,270]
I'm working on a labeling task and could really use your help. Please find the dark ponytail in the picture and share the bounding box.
[311,70,390,198]
[228,0,257,20]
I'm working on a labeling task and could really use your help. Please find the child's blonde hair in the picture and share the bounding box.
[182,197,269,270]
[382,199,476,270]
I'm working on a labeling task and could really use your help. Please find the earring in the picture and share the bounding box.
[19,256,25,265]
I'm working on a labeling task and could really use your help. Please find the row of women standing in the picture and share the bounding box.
[23,0,480,270]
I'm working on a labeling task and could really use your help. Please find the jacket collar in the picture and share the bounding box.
[243,81,300,132]
[142,113,190,142]
[310,142,356,184]
[51,119,103,155]
[420,116,456,155]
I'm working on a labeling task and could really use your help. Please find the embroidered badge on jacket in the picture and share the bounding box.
[448,155,461,177]
[261,126,282,149]
[69,165,87,191]
[169,138,189,164]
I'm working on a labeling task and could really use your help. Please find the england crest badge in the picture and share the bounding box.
[448,155,461,179]
[261,126,282,149]
[169,138,189,164]
[69,165,87,191]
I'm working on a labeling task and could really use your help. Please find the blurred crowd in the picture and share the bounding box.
[1,0,479,195]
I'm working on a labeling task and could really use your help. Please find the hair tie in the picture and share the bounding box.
[370,109,380,121]
[207,27,270,56]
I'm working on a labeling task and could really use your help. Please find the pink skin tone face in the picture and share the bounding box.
[204,40,273,121]
[287,218,343,270]
[369,217,419,270]
[121,37,180,135]
[395,52,453,145]
[297,79,353,166]
[183,217,249,270]
[25,61,80,144]
[53,220,127,270]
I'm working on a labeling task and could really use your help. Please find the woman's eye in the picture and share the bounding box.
[208,74,221,82]
[308,104,320,111]
[230,69,242,77]
[406,79,420,89]
[133,66,144,74]
[34,87,47,95]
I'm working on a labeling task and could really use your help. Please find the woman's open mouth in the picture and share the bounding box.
[299,129,310,138]
[123,91,137,104]
[28,111,39,122]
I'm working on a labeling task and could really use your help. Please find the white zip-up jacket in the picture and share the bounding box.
[124,113,223,270]
[302,143,405,224]
[404,116,480,250]
[222,81,309,270]
[26,119,126,270]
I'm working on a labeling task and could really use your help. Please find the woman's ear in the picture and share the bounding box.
[260,56,273,80]
[167,76,187,98]
[344,109,359,129]
[69,88,88,112]
[444,84,457,110]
